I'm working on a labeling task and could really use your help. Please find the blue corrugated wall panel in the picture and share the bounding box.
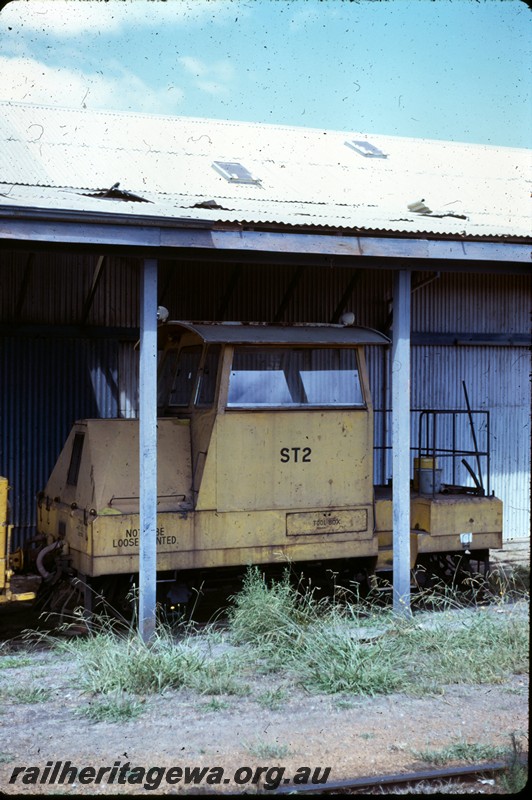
[0,337,119,547]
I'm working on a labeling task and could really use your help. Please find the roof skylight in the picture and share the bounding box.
[345,140,388,159]
[212,161,261,185]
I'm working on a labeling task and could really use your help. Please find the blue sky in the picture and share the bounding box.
[1,0,530,147]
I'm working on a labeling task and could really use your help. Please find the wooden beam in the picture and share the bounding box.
[274,265,305,323]
[330,270,361,323]
[216,265,241,319]
[80,255,106,325]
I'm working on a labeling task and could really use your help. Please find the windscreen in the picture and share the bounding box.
[227,347,364,408]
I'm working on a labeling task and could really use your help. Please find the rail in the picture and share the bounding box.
[274,757,527,794]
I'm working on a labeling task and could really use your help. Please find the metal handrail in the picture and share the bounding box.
[373,408,491,496]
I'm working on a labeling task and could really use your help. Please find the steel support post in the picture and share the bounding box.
[139,258,158,642]
[392,269,412,616]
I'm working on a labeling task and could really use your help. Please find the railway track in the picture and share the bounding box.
[274,758,528,794]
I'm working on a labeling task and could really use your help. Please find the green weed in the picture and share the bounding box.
[405,608,529,687]
[226,566,529,697]
[0,655,33,670]
[244,739,291,759]
[46,608,251,701]
[499,732,528,794]
[256,686,288,710]
[201,697,231,712]
[55,624,205,695]
[187,654,250,696]
[414,741,510,766]
[77,692,144,723]
[2,686,52,704]
[227,567,317,652]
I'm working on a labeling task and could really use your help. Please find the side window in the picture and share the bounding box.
[168,345,202,407]
[196,345,220,407]
[67,433,85,486]
[157,350,179,408]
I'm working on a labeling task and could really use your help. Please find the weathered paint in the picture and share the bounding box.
[37,325,383,578]
[53,508,378,578]
[214,410,373,512]
[35,322,504,588]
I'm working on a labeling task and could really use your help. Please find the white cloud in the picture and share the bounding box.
[0,55,184,113]
[178,56,209,78]
[178,55,235,96]
[1,0,236,36]
[214,60,235,83]
[196,80,228,97]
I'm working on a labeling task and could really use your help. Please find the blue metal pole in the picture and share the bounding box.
[392,269,412,617]
[139,258,158,642]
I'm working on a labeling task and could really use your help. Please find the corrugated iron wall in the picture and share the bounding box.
[412,272,530,334]
[0,337,119,548]
[160,260,392,329]
[411,345,530,540]
[0,254,529,543]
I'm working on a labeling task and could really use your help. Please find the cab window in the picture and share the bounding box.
[227,347,364,408]
[160,345,202,408]
[195,345,221,407]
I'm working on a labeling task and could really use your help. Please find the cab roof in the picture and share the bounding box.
[160,321,390,347]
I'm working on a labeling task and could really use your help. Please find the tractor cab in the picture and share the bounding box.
[156,321,389,515]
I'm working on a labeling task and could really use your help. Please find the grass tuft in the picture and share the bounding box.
[227,567,317,651]
[201,697,231,712]
[0,655,34,670]
[244,739,291,759]
[2,686,52,704]
[500,732,528,794]
[77,691,144,723]
[46,609,250,700]
[414,741,509,766]
[56,628,205,695]
[226,566,529,697]
[256,686,288,710]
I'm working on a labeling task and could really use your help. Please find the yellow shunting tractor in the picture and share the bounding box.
[1,476,39,604]
[6,321,503,611]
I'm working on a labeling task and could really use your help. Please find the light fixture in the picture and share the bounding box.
[340,311,356,326]
[157,306,170,323]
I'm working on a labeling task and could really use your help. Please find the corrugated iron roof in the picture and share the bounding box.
[1,101,530,239]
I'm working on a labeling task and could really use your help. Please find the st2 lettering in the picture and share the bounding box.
[280,446,312,463]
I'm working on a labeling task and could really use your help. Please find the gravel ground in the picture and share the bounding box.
[0,604,528,796]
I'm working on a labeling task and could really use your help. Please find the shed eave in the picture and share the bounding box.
[0,206,530,265]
